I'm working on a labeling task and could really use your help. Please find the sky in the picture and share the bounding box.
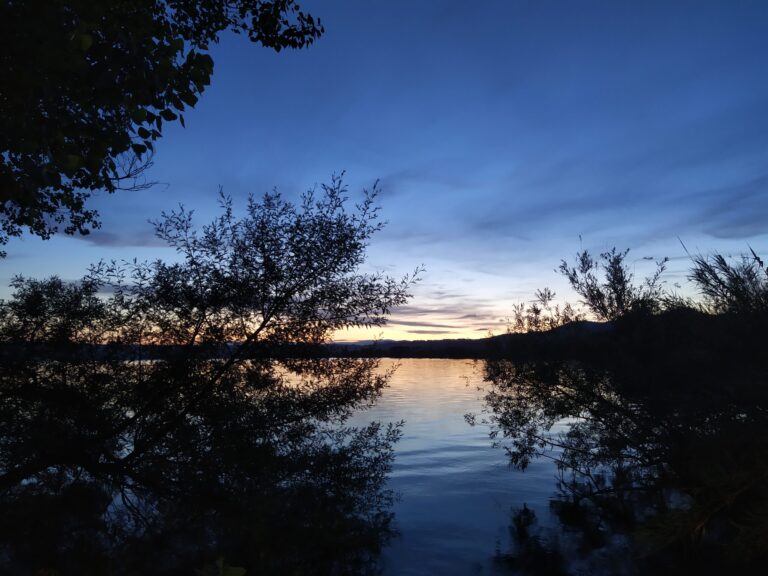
[3,0,768,341]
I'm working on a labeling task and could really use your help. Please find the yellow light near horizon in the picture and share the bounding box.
[333,323,496,343]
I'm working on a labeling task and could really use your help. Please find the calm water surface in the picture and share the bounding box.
[350,359,561,576]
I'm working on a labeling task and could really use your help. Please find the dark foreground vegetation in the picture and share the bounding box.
[469,248,768,575]
[0,179,415,575]
[0,0,322,253]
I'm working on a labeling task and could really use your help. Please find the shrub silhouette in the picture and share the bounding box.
[0,0,323,254]
[689,249,768,314]
[507,287,583,333]
[558,248,668,321]
[0,176,414,575]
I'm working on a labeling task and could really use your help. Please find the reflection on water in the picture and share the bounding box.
[0,356,568,576]
[3,353,764,574]
[479,357,768,575]
[356,359,561,576]
[0,353,400,575]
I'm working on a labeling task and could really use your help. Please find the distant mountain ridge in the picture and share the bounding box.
[325,308,764,363]
[326,320,614,359]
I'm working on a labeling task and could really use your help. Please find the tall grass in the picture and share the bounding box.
[689,248,768,314]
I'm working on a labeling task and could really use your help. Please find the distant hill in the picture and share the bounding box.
[324,320,615,359]
[323,308,765,364]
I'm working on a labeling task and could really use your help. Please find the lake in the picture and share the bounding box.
[3,351,764,575]
[351,359,562,576]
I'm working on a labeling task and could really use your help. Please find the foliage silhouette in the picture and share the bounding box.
[558,244,768,323]
[0,275,107,345]
[0,176,413,574]
[507,287,584,334]
[0,0,322,254]
[559,248,668,321]
[0,353,400,575]
[471,243,768,573]
[3,175,417,351]
[475,316,768,575]
[689,249,768,314]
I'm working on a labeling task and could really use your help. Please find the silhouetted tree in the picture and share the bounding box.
[508,287,583,334]
[0,176,414,574]
[559,248,667,321]
[82,175,418,350]
[0,0,322,255]
[476,244,768,573]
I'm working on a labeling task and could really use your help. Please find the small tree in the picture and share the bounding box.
[85,174,418,350]
[0,176,414,573]
[558,248,667,321]
[508,287,583,333]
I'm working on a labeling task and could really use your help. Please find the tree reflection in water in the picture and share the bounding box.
[478,349,768,575]
[0,180,415,575]
[0,351,399,575]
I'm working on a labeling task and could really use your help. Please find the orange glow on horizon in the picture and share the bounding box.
[333,315,506,343]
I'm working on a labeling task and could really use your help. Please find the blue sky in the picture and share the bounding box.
[4,0,768,339]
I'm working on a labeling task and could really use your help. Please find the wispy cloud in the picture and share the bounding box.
[696,175,768,239]
[387,319,459,329]
[406,329,456,335]
[78,229,165,248]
